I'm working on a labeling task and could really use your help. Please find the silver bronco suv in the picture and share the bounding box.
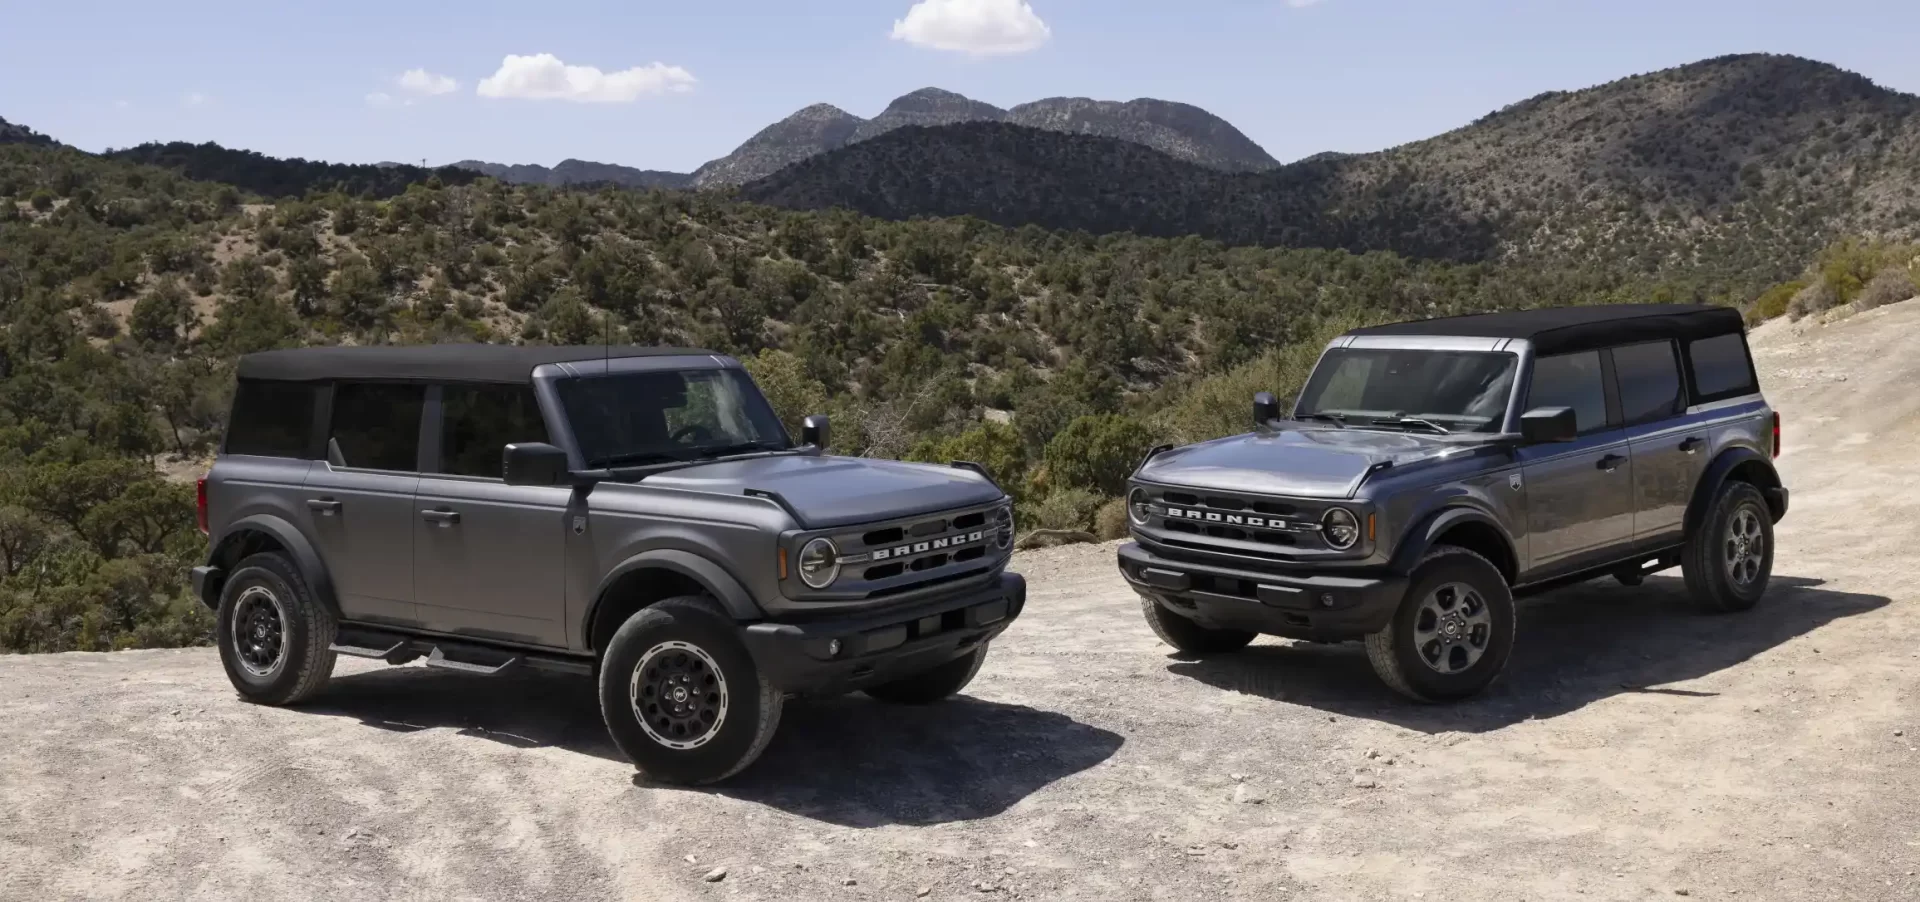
[1119,305,1788,701]
[193,345,1023,784]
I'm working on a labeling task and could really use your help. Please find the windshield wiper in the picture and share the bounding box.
[1297,412,1348,428]
[586,450,687,468]
[691,440,789,459]
[1372,415,1452,435]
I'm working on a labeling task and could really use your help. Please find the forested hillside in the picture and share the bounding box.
[745,54,1920,288]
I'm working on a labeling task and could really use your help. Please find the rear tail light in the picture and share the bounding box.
[196,478,209,535]
[1771,412,1781,459]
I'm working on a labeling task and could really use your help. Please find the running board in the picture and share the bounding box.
[424,646,521,676]
[330,624,593,677]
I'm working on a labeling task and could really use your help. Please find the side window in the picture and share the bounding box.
[328,382,424,472]
[1686,333,1758,402]
[1610,341,1683,426]
[225,379,316,458]
[1526,351,1610,435]
[440,383,549,478]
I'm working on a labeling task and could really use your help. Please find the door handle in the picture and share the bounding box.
[1679,437,1705,455]
[420,509,461,527]
[1596,453,1627,472]
[305,498,342,516]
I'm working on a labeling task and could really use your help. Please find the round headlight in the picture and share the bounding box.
[797,537,841,589]
[1321,507,1361,550]
[995,504,1014,548]
[1127,488,1152,526]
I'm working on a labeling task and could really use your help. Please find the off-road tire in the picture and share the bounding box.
[216,552,337,705]
[1139,595,1257,655]
[599,596,783,786]
[863,645,988,704]
[1681,481,1774,613]
[1365,546,1516,703]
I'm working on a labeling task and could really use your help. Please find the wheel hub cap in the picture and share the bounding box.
[1412,582,1493,675]
[1724,507,1766,587]
[630,641,729,751]
[229,586,287,678]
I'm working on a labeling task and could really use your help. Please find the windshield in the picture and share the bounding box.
[1295,348,1517,433]
[557,368,792,468]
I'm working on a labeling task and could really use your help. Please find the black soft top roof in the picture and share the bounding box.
[1347,304,1744,355]
[235,344,723,384]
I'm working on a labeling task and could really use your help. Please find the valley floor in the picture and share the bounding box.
[3,302,1918,902]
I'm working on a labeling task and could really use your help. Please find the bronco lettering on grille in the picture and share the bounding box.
[872,530,988,561]
[1163,506,1314,532]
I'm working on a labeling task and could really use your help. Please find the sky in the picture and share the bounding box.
[4,0,1920,172]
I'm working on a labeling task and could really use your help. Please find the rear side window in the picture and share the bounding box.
[329,382,425,472]
[1611,341,1683,426]
[1686,333,1758,402]
[440,384,548,478]
[1526,351,1610,435]
[225,379,316,458]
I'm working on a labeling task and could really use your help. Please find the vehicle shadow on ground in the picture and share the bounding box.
[305,668,1122,827]
[1165,575,1887,733]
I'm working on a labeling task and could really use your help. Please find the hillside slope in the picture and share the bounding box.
[743,54,1920,281]
[453,159,691,190]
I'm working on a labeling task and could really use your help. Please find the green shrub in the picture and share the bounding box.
[1746,279,1805,324]
[906,421,1030,502]
[1093,497,1131,541]
[1787,280,1838,320]
[1019,488,1105,533]
[1041,414,1159,497]
[1856,266,1916,311]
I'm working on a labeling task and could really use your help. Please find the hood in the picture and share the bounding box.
[639,454,1005,529]
[1136,427,1483,499]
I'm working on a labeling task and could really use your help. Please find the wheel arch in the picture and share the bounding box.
[1391,506,1518,586]
[203,514,341,618]
[1685,448,1783,533]
[585,550,762,655]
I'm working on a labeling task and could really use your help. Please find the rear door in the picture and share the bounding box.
[1613,340,1706,542]
[411,382,571,647]
[301,381,425,626]
[1515,350,1634,571]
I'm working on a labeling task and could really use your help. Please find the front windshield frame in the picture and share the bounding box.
[1293,347,1521,435]
[549,365,794,469]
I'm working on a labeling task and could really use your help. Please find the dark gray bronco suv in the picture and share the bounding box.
[1119,305,1788,701]
[193,345,1023,784]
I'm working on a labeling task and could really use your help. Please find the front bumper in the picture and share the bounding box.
[1117,541,1406,641]
[741,571,1026,695]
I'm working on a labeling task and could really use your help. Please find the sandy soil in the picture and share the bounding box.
[4,302,1919,902]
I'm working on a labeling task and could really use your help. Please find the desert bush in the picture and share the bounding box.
[1855,266,1916,311]
[1041,414,1160,498]
[1019,488,1106,533]
[1093,497,1131,541]
[1746,279,1805,324]
[1787,279,1838,320]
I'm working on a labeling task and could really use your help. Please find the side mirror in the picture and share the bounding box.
[801,414,830,452]
[1519,407,1578,443]
[1253,392,1281,430]
[502,442,570,486]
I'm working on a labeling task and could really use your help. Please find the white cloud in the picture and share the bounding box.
[1286,0,1327,7]
[890,0,1051,56]
[365,91,402,108]
[475,53,695,103]
[182,92,209,108]
[397,68,458,96]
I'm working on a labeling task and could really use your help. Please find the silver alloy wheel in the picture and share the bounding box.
[1412,581,1493,675]
[230,585,289,678]
[1725,506,1766,586]
[630,640,730,750]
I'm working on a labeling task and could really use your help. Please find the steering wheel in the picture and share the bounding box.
[670,423,714,445]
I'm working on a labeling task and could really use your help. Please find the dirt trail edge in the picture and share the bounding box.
[4,301,1919,902]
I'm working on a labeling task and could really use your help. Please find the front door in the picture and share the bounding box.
[302,381,427,626]
[411,383,571,647]
[1515,350,1634,572]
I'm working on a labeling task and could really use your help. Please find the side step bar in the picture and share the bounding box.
[330,626,593,677]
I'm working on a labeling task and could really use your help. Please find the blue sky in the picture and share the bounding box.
[4,0,1919,172]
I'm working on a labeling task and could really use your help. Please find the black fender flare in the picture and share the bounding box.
[205,514,343,618]
[1387,505,1519,582]
[1684,447,1783,532]
[585,548,763,641]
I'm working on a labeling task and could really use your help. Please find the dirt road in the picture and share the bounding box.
[4,302,1918,902]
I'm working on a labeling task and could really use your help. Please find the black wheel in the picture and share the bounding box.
[863,645,988,704]
[1682,481,1774,613]
[598,596,783,785]
[215,552,337,705]
[1139,594,1257,655]
[1364,546,1516,702]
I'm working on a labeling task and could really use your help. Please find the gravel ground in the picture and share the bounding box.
[4,302,1919,902]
